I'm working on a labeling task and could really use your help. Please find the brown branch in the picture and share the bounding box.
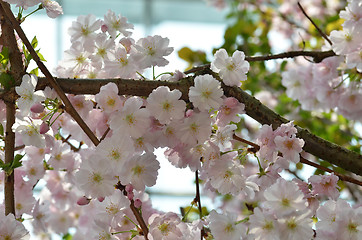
[33,76,362,176]
[0,1,25,216]
[232,134,362,186]
[100,127,110,142]
[0,1,100,147]
[115,181,149,239]
[184,50,336,74]
[297,2,333,46]
[4,100,16,215]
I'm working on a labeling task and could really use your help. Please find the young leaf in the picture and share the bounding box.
[0,72,14,90]
[31,36,38,49]
[0,123,3,136]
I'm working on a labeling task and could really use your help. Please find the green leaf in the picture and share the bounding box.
[0,123,3,136]
[62,233,72,240]
[0,72,15,90]
[36,51,47,62]
[0,47,9,66]
[31,36,38,49]
[30,68,39,76]
[11,154,24,170]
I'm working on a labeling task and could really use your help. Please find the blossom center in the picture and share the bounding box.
[284,140,294,150]
[110,150,120,160]
[107,97,116,106]
[132,165,145,176]
[158,223,170,235]
[224,223,234,233]
[281,198,290,207]
[202,90,212,98]
[91,172,103,184]
[163,101,171,111]
[348,222,357,233]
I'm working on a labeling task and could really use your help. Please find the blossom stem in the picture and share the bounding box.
[21,4,43,22]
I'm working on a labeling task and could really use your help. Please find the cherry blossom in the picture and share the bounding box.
[189,74,224,112]
[15,74,45,116]
[146,86,186,124]
[211,48,250,87]
[41,0,63,18]
[132,35,174,69]
[0,213,29,239]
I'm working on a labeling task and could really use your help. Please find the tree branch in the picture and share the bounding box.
[0,1,25,216]
[32,76,362,176]
[297,2,333,46]
[184,49,336,74]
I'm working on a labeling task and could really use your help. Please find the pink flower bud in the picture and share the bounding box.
[119,37,134,53]
[77,196,90,206]
[134,198,142,208]
[125,184,133,193]
[98,196,105,202]
[39,122,50,134]
[30,103,45,113]
[101,24,108,33]
[185,109,194,117]
[127,192,134,201]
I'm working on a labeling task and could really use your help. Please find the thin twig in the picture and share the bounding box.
[297,2,333,46]
[195,170,204,240]
[60,134,80,152]
[115,181,149,239]
[100,127,110,142]
[184,49,336,74]
[232,134,362,186]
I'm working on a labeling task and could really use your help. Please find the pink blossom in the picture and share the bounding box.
[108,96,151,139]
[211,48,250,87]
[208,210,245,240]
[309,174,340,200]
[95,82,123,114]
[216,97,245,126]
[103,9,134,38]
[148,212,184,240]
[132,35,173,69]
[274,135,304,163]
[119,152,160,191]
[146,86,186,124]
[0,213,28,239]
[189,74,224,111]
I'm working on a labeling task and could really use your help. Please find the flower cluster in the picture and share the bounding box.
[1,1,362,240]
[281,0,362,121]
[56,10,173,79]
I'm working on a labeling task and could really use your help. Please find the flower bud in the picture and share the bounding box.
[101,24,108,33]
[134,198,142,208]
[30,103,45,113]
[98,196,105,202]
[39,122,50,134]
[127,192,134,201]
[125,184,133,193]
[77,196,90,206]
